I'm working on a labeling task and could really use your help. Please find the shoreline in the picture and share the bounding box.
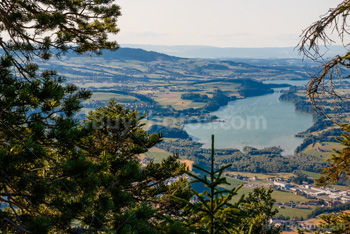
[181,81,312,155]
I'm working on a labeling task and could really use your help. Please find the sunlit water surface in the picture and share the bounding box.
[183,80,312,155]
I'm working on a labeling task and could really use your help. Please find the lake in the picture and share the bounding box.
[183,80,313,155]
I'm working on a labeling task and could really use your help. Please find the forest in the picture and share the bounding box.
[157,140,327,173]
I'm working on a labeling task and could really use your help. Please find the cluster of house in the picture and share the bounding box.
[223,173,350,204]
[273,181,350,204]
[270,219,318,232]
[124,103,156,109]
[274,200,311,209]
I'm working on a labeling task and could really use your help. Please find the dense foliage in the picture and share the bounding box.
[157,139,326,173]
[288,171,314,185]
[0,0,120,79]
[239,188,282,234]
[0,76,193,232]
[181,93,210,102]
[0,0,192,232]
[148,125,190,139]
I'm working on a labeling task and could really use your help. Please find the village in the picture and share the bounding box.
[225,173,350,232]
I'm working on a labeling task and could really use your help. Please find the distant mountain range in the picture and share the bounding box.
[121,44,346,59]
[63,47,179,62]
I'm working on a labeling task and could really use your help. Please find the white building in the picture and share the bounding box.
[274,181,293,189]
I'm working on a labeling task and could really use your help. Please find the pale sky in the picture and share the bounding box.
[114,0,343,48]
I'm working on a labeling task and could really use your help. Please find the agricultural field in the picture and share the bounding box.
[142,147,172,163]
[276,206,317,219]
[301,142,339,159]
[300,171,322,179]
[225,171,294,180]
[271,190,309,203]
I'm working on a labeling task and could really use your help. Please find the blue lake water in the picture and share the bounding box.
[183,80,313,155]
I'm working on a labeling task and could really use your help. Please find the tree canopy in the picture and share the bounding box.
[0,0,192,232]
[0,0,120,79]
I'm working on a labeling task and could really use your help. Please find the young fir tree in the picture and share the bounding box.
[173,135,247,234]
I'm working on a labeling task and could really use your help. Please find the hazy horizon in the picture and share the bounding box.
[115,0,343,48]
[121,43,346,59]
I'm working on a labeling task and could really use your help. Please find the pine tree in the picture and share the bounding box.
[173,135,245,234]
[0,83,192,232]
[0,1,192,232]
[0,56,92,233]
[0,0,120,79]
[0,0,120,232]
[78,100,193,232]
